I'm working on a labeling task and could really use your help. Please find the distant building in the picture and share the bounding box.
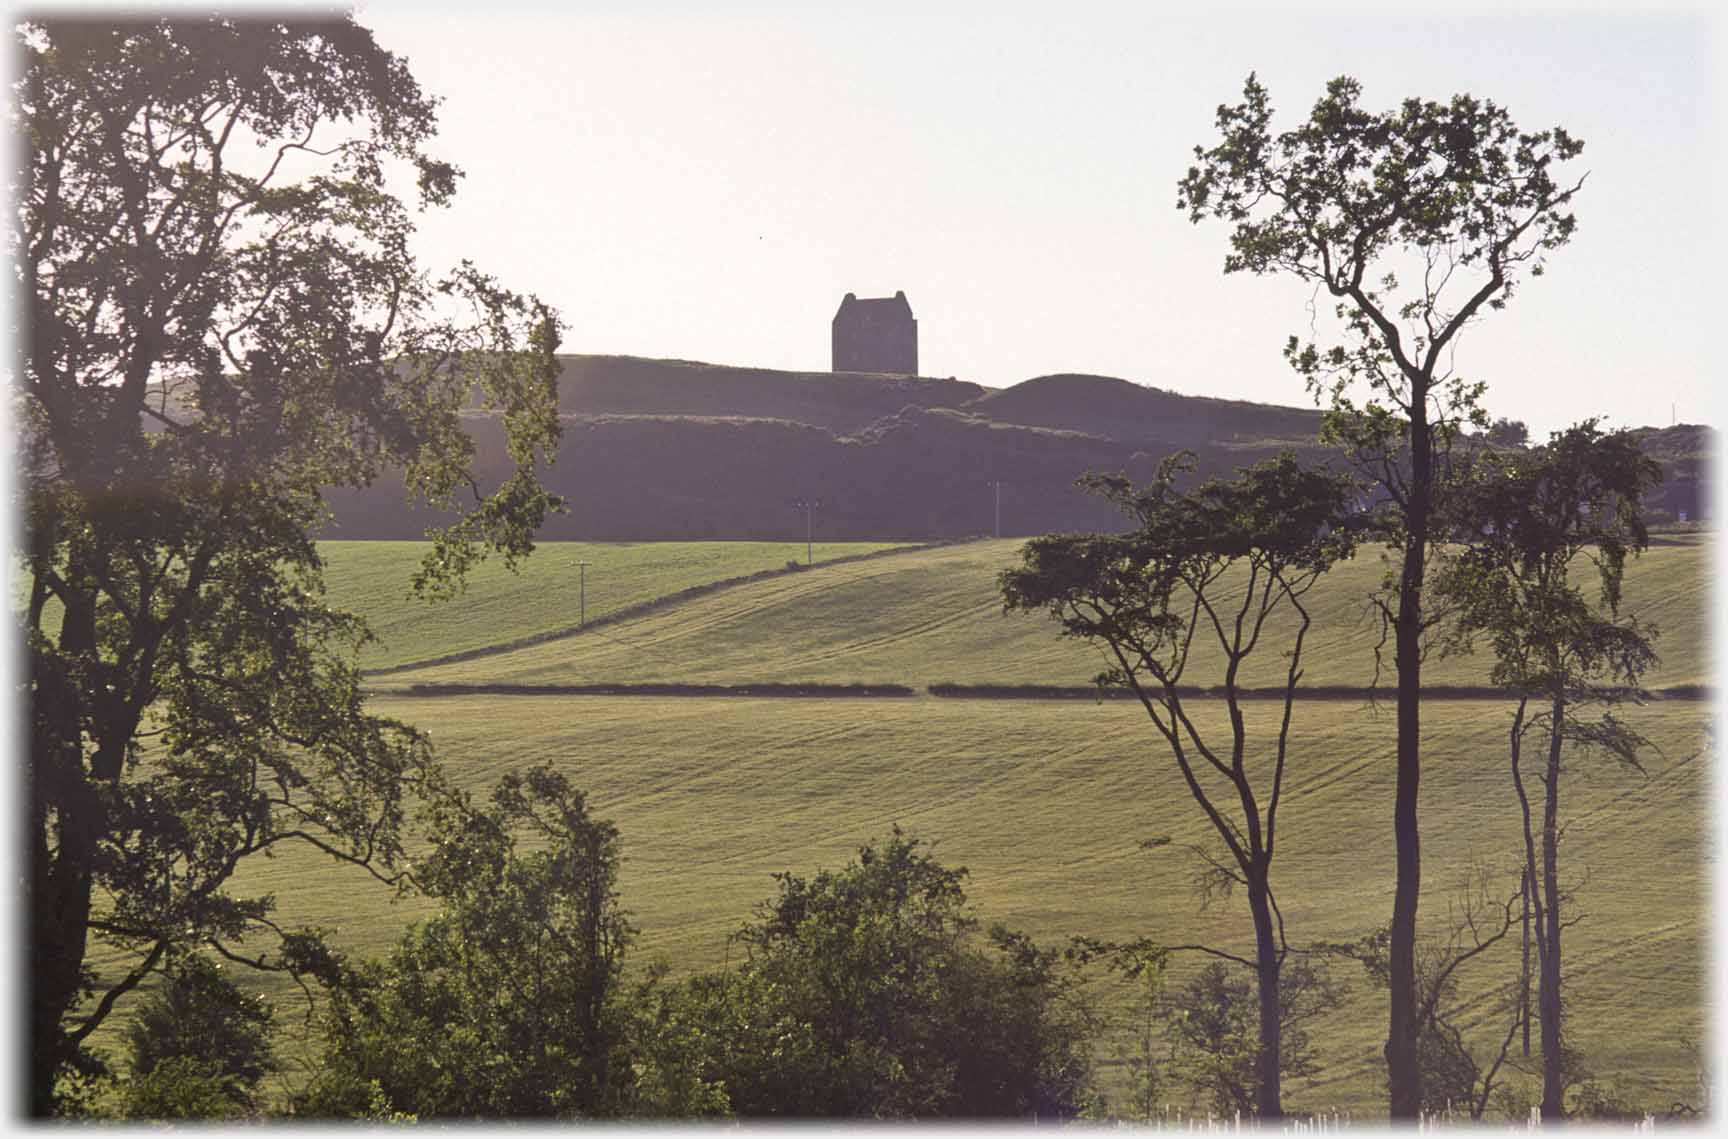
[832,291,917,374]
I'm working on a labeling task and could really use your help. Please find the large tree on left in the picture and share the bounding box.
[17,15,563,1115]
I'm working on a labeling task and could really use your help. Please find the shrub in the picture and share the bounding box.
[298,767,634,1119]
[120,954,276,1116]
[118,1057,245,1120]
[661,830,1098,1119]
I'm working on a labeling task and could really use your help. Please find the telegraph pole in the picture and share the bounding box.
[793,499,820,565]
[575,560,591,625]
[987,481,1004,539]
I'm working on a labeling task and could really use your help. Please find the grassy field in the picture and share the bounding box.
[184,693,1706,1116]
[78,531,1709,1117]
[320,539,916,670]
[383,533,1709,692]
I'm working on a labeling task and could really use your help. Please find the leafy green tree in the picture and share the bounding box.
[1178,74,1587,1118]
[121,954,276,1114]
[1001,454,1357,1119]
[1434,421,1660,1119]
[299,767,633,1119]
[19,15,562,1114]
[676,830,1097,1119]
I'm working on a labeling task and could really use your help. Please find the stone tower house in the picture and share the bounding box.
[831,291,917,374]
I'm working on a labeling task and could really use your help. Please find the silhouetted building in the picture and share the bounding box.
[832,291,917,374]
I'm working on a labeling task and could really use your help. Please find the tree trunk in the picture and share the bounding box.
[1521,866,1533,1058]
[1540,698,1566,1120]
[1386,433,1431,1120]
[29,574,102,1117]
[1248,872,1283,1120]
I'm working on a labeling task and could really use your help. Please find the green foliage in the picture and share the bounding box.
[299,767,632,1119]
[671,830,1099,1119]
[1002,453,1359,648]
[117,1056,245,1121]
[1486,419,1530,449]
[122,954,276,1114]
[20,13,562,1114]
[1178,71,1585,435]
[1437,420,1662,704]
[1159,960,1342,1118]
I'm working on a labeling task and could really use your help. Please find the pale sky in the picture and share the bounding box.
[349,2,1720,439]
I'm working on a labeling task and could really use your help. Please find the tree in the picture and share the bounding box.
[674,830,1098,1119]
[1486,418,1531,449]
[1434,421,1660,1119]
[1160,959,1341,1119]
[1178,74,1586,1118]
[1328,868,1527,1120]
[298,767,634,1119]
[1001,453,1358,1118]
[19,16,563,1114]
[121,953,277,1115]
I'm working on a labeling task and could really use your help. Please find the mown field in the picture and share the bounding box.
[82,533,1710,1116]
[321,539,915,670]
[382,533,1709,692]
[211,695,1706,1114]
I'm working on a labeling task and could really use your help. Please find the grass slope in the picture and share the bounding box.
[321,540,914,671]
[148,694,1703,1116]
[386,534,1708,692]
[79,532,1709,1116]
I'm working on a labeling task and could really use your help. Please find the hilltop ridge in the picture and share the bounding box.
[301,353,1709,540]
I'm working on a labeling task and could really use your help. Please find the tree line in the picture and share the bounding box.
[18,13,1698,1123]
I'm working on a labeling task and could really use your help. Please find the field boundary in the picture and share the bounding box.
[362,539,968,678]
[927,682,1714,701]
[372,681,1713,701]
[393,682,918,698]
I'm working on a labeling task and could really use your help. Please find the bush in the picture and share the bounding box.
[298,767,635,1119]
[118,1056,245,1120]
[120,954,275,1117]
[654,829,1098,1119]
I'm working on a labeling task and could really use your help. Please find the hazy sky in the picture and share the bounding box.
[355,2,1718,437]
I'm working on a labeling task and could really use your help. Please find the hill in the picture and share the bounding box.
[317,356,1338,541]
[549,354,984,433]
[313,354,1710,541]
[961,372,1324,450]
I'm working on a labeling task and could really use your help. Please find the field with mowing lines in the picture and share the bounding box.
[121,693,1702,1115]
[385,533,1708,692]
[320,539,915,671]
[76,531,1709,1116]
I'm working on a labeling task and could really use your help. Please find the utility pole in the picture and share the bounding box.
[793,499,820,565]
[575,560,591,625]
[987,480,1004,539]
